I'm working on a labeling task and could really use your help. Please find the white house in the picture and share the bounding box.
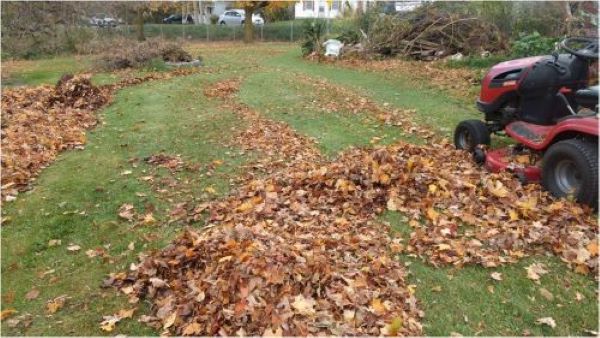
[294,0,368,19]
[294,0,422,19]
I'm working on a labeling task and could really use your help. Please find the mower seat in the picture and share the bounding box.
[575,85,598,110]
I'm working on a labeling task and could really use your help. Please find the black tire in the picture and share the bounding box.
[541,139,598,208]
[220,21,225,25]
[454,120,491,151]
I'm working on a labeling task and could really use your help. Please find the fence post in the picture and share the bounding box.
[206,24,209,42]
[290,20,294,42]
[261,24,263,41]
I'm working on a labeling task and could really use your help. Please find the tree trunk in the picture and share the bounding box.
[244,7,254,43]
[193,0,200,24]
[136,7,145,41]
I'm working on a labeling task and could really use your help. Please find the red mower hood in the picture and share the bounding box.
[492,56,544,72]
[479,56,544,103]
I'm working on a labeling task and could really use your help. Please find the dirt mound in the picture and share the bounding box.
[108,141,597,335]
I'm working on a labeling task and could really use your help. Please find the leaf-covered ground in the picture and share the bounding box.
[1,42,598,336]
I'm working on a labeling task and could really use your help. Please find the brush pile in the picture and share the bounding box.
[368,6,508,60]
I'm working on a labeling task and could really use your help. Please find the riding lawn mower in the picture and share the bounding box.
[454,37,599,208]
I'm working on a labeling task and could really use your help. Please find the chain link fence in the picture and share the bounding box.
[94,20,351,43]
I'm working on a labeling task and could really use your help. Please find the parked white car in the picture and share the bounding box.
[89,13,118,27]
[218,9,264,25]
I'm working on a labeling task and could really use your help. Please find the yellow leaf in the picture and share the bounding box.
[0,309,16,321]
[291,294,316,316]
[117,308,135,319]
[379,173,391,185]
[514,154,530,164]
[371,298,386,315]
[387,316,403,336]
[587,241,598,256]
[426,208,439,223]
[428,184,437,194]
[204,186,216,194]
[100,316,119,332]
[487,180,509,198]
[46,296,66,314]
[142,213,156,225]
[516,197,537,210]
[182,322,202,336]
[509,210,519,221]
[386,197,399,211]
[236,201,253,213]
[163,312,177,329]
[263,326,283,337]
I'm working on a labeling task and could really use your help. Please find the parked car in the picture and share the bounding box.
[218,9,264,25]
[89,13,118,27]
[163,14,182,24]
[163,14,194,24]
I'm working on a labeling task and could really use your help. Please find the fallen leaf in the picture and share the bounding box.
[291,294,316,316]
[163,312,177,329]
[182,322,202,336]
[0,309,17,321]
[46,296,66,314]
[263,326,283,337]
[371,298,386,314]
[536,317,556,328]
[25,289,40,300]
[48,239,62,247]
[539,288,554,301]
[526,263,548,281]
[100,315,120,332]
[66,244,81,252]
[490,272,503,281]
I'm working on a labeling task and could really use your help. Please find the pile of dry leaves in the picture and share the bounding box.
[1,68,206,202]
[205,78,322,172]
[107,78,597,336]
[295,74,438,140]
[108,141,597,335]
[203,78,242,99]
[1,75,107,200]
[337,59,481,102]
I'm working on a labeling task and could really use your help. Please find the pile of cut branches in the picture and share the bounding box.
[368,6,508,60]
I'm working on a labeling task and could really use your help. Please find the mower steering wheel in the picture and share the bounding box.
[560,37,599,60]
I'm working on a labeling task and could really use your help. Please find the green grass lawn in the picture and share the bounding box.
[1,42,597,336]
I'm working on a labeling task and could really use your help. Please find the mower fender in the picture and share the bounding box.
[505,119,598,151]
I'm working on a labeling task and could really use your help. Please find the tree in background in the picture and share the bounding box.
[236,1,291,43]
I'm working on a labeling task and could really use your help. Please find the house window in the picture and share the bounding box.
[332,0,341,10]
[303,0,314,11]
[319,5,325,12]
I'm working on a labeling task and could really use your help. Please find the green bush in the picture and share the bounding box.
[445,55,510,69]
[210,15,219,25]
[511,32,559,58]
[337,28,361,44]
[301,20,326,56]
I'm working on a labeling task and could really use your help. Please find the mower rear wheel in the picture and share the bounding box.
[454,120,491,151]
[541,139,598,208]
